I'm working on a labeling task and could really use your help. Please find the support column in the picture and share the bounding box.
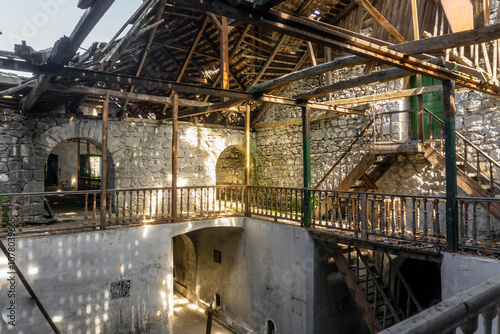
[100,94,109,230]
[172,93,178,223]
[245,104,251,216]
[302,106,311,228]
[443,80,458,252]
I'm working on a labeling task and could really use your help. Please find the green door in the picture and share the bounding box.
[410,76,444,140]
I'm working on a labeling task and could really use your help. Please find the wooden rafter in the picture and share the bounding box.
[122,0,168,110]
[175,0,500,96]
[20,0,115,112]
[353,0,406,43]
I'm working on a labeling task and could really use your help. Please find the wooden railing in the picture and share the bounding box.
[315,110,415,190]
[1,187,500,255]
[380,274,500,334]
[248,186,304,224]
[425,108,500,196]
[310,189,447,246]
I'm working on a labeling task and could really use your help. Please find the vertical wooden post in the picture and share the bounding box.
[245,104,251,217]
[100,94,109,230]
[325,46,332,101]
[443,80,458,252]
[172,93,178,223]
[411,0,424,143]
[77,138,81,189]
[220,16,229,100]
[473,0,488,29]
[302,106,311,228]
[87,140,91,189]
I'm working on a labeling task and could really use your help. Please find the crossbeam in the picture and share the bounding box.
[179,0,500,96]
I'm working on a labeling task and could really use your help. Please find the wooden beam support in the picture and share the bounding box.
[45,83,215,108]
[249,55,367,93]
[172,93,179,223]
[443,80,458,252]
[177,0,500,96]
[174,16,209,85]
[302,105,311,228]
[245,104,251,216]
[307,41,317,66]
[220,16,230,91]
[294,66,409,100]
[353,0,406,43]
[21,0,115,112]
[100,94,109,230]
[321,84,444,106]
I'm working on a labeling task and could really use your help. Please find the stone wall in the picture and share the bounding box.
[254,66,500,196]
[0,111,248,219]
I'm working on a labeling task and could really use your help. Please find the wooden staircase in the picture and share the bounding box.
[319,241,422,333]
[314,109,500,220]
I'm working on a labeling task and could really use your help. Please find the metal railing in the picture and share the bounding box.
[380,274,500,334]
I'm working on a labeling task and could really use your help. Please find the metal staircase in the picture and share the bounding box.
[319,241,422,333]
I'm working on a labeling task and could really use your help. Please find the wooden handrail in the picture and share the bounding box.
[314,118,376,189]
[424,108,500,169]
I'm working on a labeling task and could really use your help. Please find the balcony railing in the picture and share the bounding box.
[1,186,499,255]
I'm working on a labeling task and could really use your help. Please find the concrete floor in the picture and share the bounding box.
[173,294,236,334]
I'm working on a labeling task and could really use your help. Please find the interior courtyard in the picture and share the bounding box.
[1,0,500,333]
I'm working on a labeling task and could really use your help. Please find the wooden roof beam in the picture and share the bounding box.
[180,0,500,95]
[353,0,406,43]
[20,0,115,112]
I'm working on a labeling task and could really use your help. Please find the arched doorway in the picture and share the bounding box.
[45,138,108,192]
[173,234,197,303]
[44,137,115,221]
[216,145,256,185]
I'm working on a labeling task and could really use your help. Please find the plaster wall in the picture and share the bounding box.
[0,218,331,334]
[441,252,500,333]
[192,220,316,334]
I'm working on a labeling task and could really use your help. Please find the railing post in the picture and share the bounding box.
[443,80,458,252]
[100,94,109,230]
[172,93,178,223]
[302,106,311,228]
[360,194,368,239]
[245,104,251,217]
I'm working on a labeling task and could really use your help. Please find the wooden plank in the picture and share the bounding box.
[440,0,473,32]
[354,0,406,43]
[172,93,179,223]
[319,241,382,334]
[390,23,500,55]
[370,141,421,155]
[336,153,378,191]
[473,0,489,29]
[320,84,444,106]
[220,16,230,91]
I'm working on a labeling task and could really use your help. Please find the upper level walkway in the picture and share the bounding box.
[1,185,499,261]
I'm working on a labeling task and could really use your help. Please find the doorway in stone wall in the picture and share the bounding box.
[216,145,255,186]
[44,137,115,221]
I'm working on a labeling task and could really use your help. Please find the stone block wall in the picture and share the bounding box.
[0,111,248,219]
[254,66,500,196]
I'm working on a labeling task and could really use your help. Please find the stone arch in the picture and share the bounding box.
[173,233,197,303]
[216,145,257,185]
[33,119,116,192]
